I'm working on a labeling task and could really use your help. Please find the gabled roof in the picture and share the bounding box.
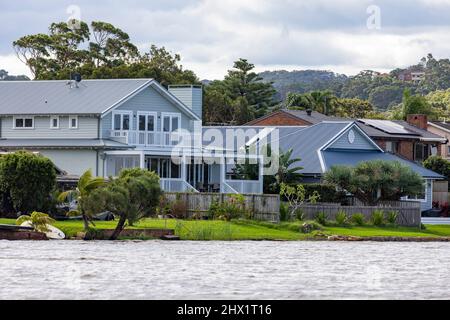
[429,121,450,134]
[275,122,443,179]
[247,110,446,142]
[0,79,201,120]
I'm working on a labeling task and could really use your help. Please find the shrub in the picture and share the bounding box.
[0,151,56,215]
[351,213,365,226]
[294,208,305,221]
[386,211,399,225]
[280,202,289,222]
[303,184,347,204]
[208,194,250,221]
[371,210,385,226]
[315,212,328,226]
[335,211,348,226]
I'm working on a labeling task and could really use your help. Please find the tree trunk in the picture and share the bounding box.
[82,214,90,231]
[110,214,127,240]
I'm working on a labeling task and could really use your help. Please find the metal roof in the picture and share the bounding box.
[0,79,152,115]
[0,139,132,150]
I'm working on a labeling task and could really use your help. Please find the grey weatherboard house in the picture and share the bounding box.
[241,122,443,212]
[0,79,263,194]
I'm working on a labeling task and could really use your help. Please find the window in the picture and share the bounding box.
[386,141,399,154]
[414,143,430,162]
[138,112,156,132]
[14,117,34,129]
[403,181,428,202]
[69,116,78,129]
[113,112,132,131]
[50,116,60,129]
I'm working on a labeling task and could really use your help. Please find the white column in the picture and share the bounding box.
[259,156,264,194]
[220,157,226,193]
[140,152,145,169]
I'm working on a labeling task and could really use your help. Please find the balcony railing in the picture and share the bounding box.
[160,179,199,193]
[110,130,197,147]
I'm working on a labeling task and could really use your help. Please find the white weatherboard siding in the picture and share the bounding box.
[1,116,99,139]
[38,150,99,176]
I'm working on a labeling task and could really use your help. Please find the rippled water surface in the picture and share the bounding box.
[1,241,449,300]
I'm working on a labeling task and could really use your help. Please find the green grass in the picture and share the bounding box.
[1,218,450,241]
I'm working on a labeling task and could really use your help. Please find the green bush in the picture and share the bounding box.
[303,184,347,204]
[315,212,328,226]
[208,194,250,221]
[351,213,365,226]
[300,221,323,234]
[335,211,348,226]
[386,211,399,225]
[280,202,289,222]
[371,210,385,226]
[0,151,56,215]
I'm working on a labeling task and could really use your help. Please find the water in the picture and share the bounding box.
[1,241,449,300]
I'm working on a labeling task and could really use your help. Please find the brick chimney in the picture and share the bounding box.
[407,114,428,130]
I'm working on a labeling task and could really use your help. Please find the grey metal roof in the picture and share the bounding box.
[0,79,152,115]
[0,139,132,150]
[277,122,351,174]
[322,150,443,179]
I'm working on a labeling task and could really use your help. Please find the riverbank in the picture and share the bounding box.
[1,218,450,241]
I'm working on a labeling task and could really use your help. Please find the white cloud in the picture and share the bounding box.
[2,0,450,79]
[0,54,31,77]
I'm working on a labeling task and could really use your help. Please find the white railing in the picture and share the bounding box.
[160,179,199,193]
[225,180,262,194]
[221,181,239,194]
[110,130,195,147]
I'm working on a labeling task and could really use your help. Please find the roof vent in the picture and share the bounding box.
[306,109,312,116]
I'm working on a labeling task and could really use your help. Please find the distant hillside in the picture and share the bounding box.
[0,69,30,81]
[258,55,450,111]
[259,70,348,101]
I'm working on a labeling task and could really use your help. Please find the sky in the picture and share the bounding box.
[1,0,450,80]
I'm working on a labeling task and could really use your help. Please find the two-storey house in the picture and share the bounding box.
[0,79,264,194]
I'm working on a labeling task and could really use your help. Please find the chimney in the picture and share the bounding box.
[407,114,428,130]
[306,109,312,116]
[168,85,203,119]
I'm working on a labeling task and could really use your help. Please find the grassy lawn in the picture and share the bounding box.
[1,218,450,240]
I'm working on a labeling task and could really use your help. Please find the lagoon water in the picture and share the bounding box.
[1,241,449,300]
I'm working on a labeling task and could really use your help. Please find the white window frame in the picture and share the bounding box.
[69,116,79,129]
[137,111,157,132]
[161,112,181,133]
[402,180,428,203]
[50,116,60,129]
[112,111,133,131]
[13,116,35,130]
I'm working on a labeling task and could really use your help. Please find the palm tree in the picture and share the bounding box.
[309,90,337,115]
[275,148,304,186]
[58,169,106,231]
[16,212,55,233]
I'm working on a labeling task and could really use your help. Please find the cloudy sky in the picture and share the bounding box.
[1,0,450,79]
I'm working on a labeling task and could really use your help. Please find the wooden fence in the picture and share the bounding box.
[165,193,280,222]
[299,201,422,227]
[433,181,449,205]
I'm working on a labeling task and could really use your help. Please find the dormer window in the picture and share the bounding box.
[69,116,78,129]
[50,116,60,129]
[14,117,34,129]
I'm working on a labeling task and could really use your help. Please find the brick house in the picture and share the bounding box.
[428,121,450,160]
[246,110,447,163]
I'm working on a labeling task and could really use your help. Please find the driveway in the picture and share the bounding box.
[422,217,450,225]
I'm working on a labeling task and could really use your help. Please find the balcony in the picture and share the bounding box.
[110,130,197,148]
